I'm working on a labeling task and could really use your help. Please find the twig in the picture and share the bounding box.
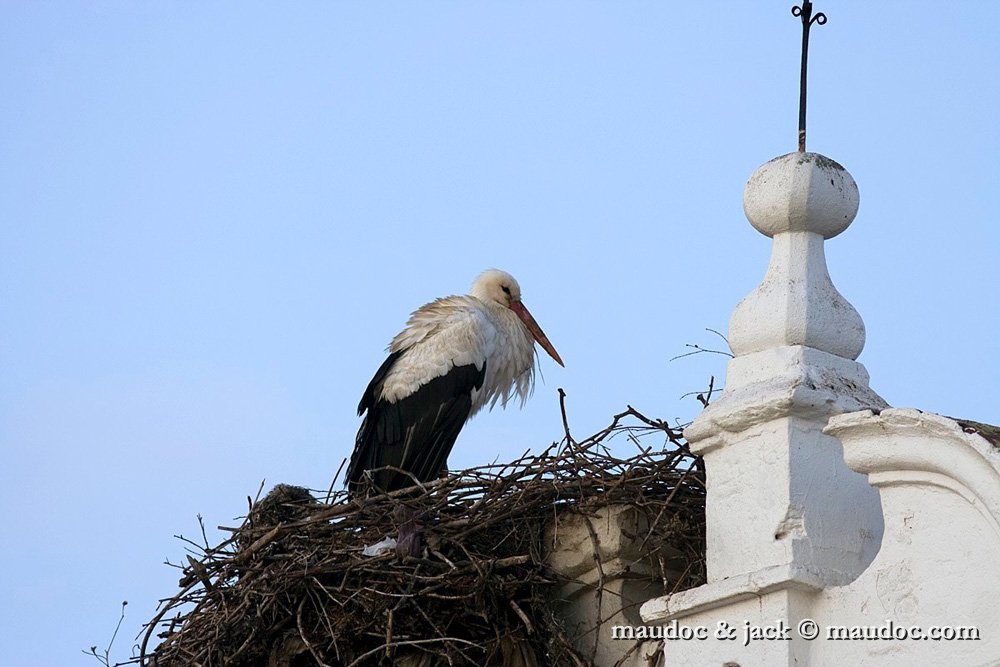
[83,600,127,667]
[670,327,734,361]
[558,387,574,446]
[325,457,348,504]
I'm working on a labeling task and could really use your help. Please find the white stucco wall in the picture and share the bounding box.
[645,411,1000,666]
[809,409,1000,665]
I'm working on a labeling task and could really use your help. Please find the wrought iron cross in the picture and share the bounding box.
[792,1,827,152]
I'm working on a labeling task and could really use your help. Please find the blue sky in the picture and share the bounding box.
[1,2,997,664]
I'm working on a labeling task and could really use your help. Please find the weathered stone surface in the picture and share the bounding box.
[545,505,682,667]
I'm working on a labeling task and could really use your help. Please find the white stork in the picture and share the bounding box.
[347,269,563,495]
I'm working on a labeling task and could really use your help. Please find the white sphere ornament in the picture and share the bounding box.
[743,152,859,239]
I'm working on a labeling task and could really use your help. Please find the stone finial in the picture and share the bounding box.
[729,151,866,361]
[743,152,858,239]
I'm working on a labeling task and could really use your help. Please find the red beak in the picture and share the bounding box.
[509,301,564,367]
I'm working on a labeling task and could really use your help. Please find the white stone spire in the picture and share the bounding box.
[686,152,886,451]
[731,152,864,360]
[643,151,889,666]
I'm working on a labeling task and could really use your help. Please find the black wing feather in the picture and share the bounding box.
[357,350,405,416]
[347,352,486,495]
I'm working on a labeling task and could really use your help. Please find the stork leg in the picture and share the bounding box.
[394,504,424,559]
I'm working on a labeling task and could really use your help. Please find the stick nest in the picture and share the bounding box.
[140,406,706,667]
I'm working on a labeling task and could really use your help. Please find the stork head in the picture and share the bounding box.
[471,269,564,367]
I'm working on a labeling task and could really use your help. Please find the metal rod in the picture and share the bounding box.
[791,2,827,152]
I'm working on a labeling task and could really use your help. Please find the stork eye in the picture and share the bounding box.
[501,285,511,295]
